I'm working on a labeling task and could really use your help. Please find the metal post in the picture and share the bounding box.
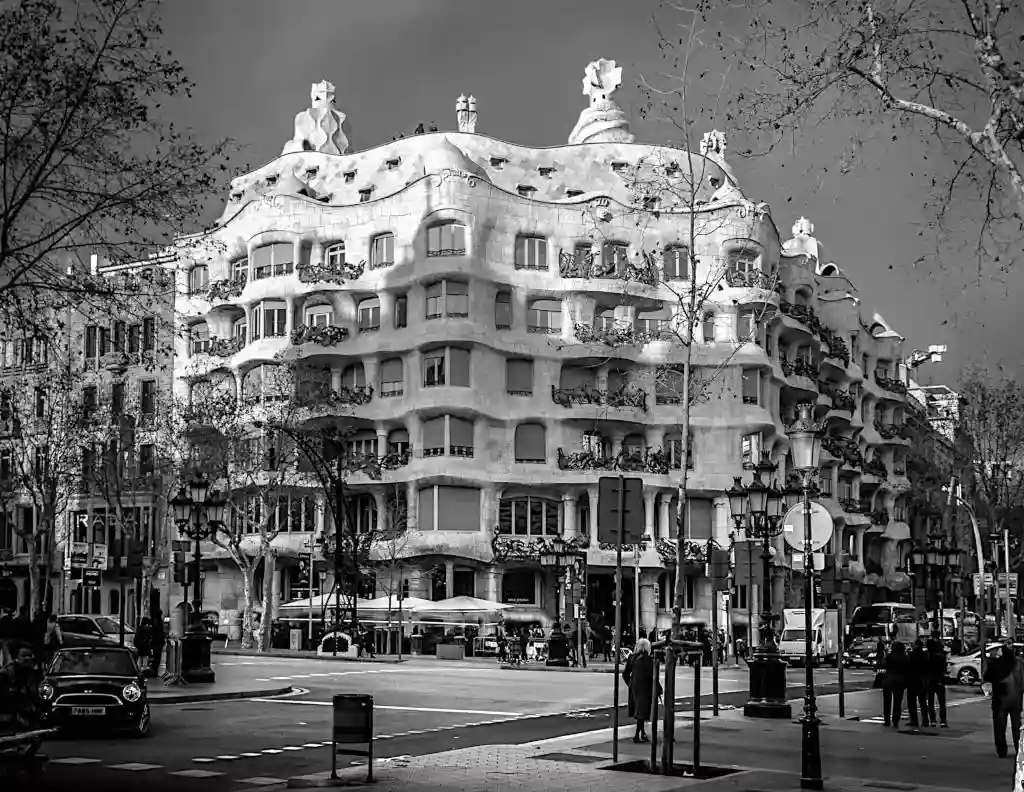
[612,475,625,763]
[1004,528,1014,640]
[800,486,823,790]
[307,540,314,645]
[634,547,641,641]
[192,528,202,629]
[649,651,660,774]
[693,652,701,774]
[711,587,719,716]
[837,602,845,719]
[746,542,754,652]
[333,576,340,658]
[118,528,126,648]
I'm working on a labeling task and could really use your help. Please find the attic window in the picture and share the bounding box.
[490,157,507,169]
[665,163,680,176]
[359,187,374,203]
[611,161,628,173]
[265,175,279,186]
[305,167,319,179]
[230,191,244,202]
[385,158,401,170]
[517,185,536,198]
[643,196,659,211]
[343,171,357,183]
[566,189,583,198]
[538,167,555,178]
[709,176,722,188]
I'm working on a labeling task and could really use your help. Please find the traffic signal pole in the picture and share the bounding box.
[612,475,625,764]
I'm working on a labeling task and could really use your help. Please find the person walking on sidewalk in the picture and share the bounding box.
[925,636,949,728]
[623,638,660,744]
[882,641,910,728]
[983,643,1024,758]
[907,638,930,728]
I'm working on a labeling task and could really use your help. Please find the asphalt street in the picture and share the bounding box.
[28,655,880,791]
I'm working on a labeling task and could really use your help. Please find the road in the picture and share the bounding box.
[29,655,878,790]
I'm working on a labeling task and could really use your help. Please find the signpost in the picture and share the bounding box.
[598,475,643,763]
[974,572,1018,597]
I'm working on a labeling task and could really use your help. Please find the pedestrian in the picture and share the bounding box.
[983,643,1024,758]
[907,638,929,728]
[881,641,910,728]
[925,636,949,728]
[623,637,660,743]
[518,628,529,664]
[135,617,154,673]
[42,614,63,667]
[150,606,166,678]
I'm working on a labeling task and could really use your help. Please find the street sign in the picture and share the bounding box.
[791,552,826,573]
[782,502,834,553]
[597,476,644,545]
[733,540,757,588]
[973,572,1018,596]
[83,569,101,586]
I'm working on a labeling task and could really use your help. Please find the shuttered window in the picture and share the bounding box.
[514,424,546,462]
[418,487,435,531]
[449,416,474,453]
[505,359,533,394]
[559,366,594,390]
[687,498,713,542]
[422,417,446,455]
[436,486,480,532]
[425,282,443,319]
[514,237,548,270]
[495,291,512,328]
[380,358,404,397]
[449,348,470,386]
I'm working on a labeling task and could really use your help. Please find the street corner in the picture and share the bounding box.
[148,684,294,704]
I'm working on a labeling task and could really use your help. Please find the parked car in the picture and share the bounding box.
[57,616,135,649]
[38,646,149,737]
[946,642,1024,685]
[841,638,883,669]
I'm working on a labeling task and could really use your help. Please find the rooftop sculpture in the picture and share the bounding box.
[568,58,634,145]
[282,80,353,156]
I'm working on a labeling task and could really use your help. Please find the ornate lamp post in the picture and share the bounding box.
[539,536,583,667]
[787,402,826,791]
[170,474,228,684]
[729,452,790,719]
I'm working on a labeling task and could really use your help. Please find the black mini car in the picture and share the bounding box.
[38,646,150,737]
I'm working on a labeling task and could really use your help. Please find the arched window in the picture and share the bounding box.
[251,300,287,340]
[663,246,689,280]
[358,297,380,332]
[233,316,248,342]
[726,247,758,275]
[497,496,561,536]
[346,430,377,458]
[514,423,546,463]
[427,222,467,257]
[305,302,334,327]
[527,299,562,334]
[190,322,210,355]
[189,265,209,294]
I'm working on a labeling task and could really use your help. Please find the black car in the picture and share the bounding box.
[842,639,883,669]
[38,646,150,737]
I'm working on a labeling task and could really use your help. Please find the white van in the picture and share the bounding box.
[779,608,840,667]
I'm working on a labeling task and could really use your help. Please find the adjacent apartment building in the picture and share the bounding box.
[171,60,918,641]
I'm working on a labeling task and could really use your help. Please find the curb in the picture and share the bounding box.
[148,685,293,704]
[500,664,614,673]
[212,648,407,664]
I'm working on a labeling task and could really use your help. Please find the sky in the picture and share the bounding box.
[158,0,1022,389]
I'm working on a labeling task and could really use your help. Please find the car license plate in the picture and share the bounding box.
[71,707,106,716]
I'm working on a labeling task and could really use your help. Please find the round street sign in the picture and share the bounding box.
[782,501,835,552]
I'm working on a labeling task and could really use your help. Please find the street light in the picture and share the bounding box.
[171,473,228,684]
[787,402,826,791]
[730,452,790,720]
[539,536,584,667]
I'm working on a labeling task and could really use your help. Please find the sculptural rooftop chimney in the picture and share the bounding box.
[456,94,478,133]
[282,80,353,156]
[568,58,634,145]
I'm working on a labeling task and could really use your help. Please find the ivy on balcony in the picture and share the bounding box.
[572,322,666,348]
[838,497,864,514]
[875,374,908,395]
[863,457,888,478]
[654,538,720,567]
[295,384,374,409]
[779,301,822,334]
[206,278,246,301]
[491,526,590,563]
[379,448,412,470]
[818,329,851,367]
[291,324,350,346]
[208,336,244,357]
[297,258,365,285]
[551,383,648,411]
[724,269,773,290]
[556,445,683,475]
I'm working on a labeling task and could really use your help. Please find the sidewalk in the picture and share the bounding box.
[288,691,1009,791]
[147,660,293,704]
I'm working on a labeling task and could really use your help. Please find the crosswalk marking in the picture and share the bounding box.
[50,757,101,765]
[237,778,289,786]
[108,762,162,771]
[170,769,225,778]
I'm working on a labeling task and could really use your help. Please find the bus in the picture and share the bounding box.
[848,602,918,643]
[919,608,980,647]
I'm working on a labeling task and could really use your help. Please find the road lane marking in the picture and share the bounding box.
[192,758,217,763]
[171,770,225,778]
[260,749,283,754]
[237,778,289,786]
[216,755,240,760]
[108,763,162,771]
[245,698,522,716]
[50,758,102,765]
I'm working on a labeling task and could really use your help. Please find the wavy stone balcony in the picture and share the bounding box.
[874,375,908,397]
[862,457,888,479]
[290,323,351,347]
[822,435,865,470]
[873,421,908,443]
[556,249,660,286]
[294,384,374,412]
[818,328,851,369]
[779,301,823,335]
[297,258,365,285]
[551,384,648,411]
[724,269,774,290]
[820,383,855,413]
[572,322,670,349]
[556,446,688,474]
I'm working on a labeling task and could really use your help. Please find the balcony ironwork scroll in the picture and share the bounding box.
[724,269,773,290]
[556,446,679,475]
[491,526,591,563]
[208,336,244,358]
[290,324,351,346]
[298,258,365,285]
[818,329,851,368]
[875,374,908,395]
[869,509,890,526]
[863,457,888,478]
[557,249,659,286]
[874,421,903,440]
[551,383,648,411]
[206,278,246,301]
[295,384,374,409]
[779,300,823,334]
[821,384,855,412]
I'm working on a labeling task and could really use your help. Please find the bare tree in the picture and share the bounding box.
[957,366,1024,566]
[370,485,413,655]
[686,0,1023,271]
[0,0,233,325]
[0,364,85,614]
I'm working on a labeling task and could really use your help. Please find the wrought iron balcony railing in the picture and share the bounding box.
[551,384,648,411]
[290,324,351,346]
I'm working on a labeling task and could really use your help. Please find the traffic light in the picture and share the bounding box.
[597,476,644,545]
[820,553,850,598]
[710,549,731,591]
[172,551,188,583]
[127,539,144,579]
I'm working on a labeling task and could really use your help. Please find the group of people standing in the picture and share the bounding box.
[875,636,949,729]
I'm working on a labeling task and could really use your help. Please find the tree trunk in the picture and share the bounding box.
[26,535,41,616]
[257,547,277,652]
[239,562,257,649]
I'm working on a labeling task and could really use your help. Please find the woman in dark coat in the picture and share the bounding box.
[623,638,660,743]
[883,641,911,728]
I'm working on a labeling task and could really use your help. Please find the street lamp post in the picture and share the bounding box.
[788,402,825,791]
[729,453,790,719]
[539,536,583,667]
[170,475,228,684]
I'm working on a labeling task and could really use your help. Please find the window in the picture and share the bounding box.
[636,307,670,337]
[346,431,378,458]
[394,295,407,329]
[425,280,469,319]
[359,188,373,203]
[498,496,560,536]
[387,429,410,456]
[417,485,480,532]
[98,327,111,356]
[343,170,356,183]
[662,246,688,280]
[738,309,756,342]
[138,444,155,476]
[305,306,334,327]
[665,431,692,469]
[325,243,345,270]
[189,266,209,294]
[514,237,548,270]
[601,242,629,273]
[358,298,380,332]
[727,248,758,274]
[82,386,97,417]
[494,291,512,329]
[84,326,98,360]
[741,432,762,468]
[233,318,248,342]
[110,382,125,417]
[252,242,294,280]
[140,380,157,415]
[422,347,470,388]
[502,569,536,604]
[427,222,467,256]
[113,321,126,353]
[34,387,45,419]
[527,299,561,334]
[128,324,141,354]
[232,258,248,282]
[370,233,395,269]
[421,415,473,457]
[191,323,210,355]
[702,312,715,343]
[252,300,287,340]
[742,370,759,405]
[514,424,546,463]
[0,449,12,483]
[594,308,616,331]
[352,494,377,533]
[517,185,536,198]
[142,318,155,351]
[380,358,404,397]
[341,365,366,390]
[505,359,533,395]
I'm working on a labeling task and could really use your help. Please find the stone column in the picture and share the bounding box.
[587,487,599,545]
[378,292,395,330]
[640,570,658,633]
[480,566,502,603]
[855,527,866,562]
[445,560,455,598]
[658,495,671,540]
[292,238,303,271]
[375,429,388,457]
[363,358,379,393]
[331,368,343,392]
[713,497,730,545]
[310,240,324,268]
[270,566,282,623]
[562,494,577,540]
[407,350,422,399]
[643,491,656,539]
[405,481,418,532]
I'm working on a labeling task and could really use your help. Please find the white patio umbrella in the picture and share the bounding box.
[358,596,432,614]
[413,596,510,616]
[277,594,371,613]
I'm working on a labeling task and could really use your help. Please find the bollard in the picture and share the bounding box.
[160,639,187,687]
[331,694,374,783]
[649,651,661,774]
[693,651,702,774]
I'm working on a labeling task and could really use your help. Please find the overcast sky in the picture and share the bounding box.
[158,0,1022,387]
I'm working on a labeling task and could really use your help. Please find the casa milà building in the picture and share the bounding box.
[172,60,911,641]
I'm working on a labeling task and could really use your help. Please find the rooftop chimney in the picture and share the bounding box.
[456,94,477,133]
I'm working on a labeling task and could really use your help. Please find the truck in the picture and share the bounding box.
[779,608,840,667]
